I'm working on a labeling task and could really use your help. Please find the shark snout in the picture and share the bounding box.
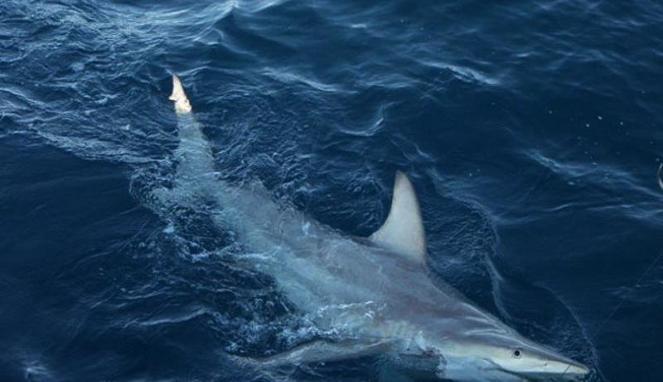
[560,360,591,380]
[526,350,590,381]
[552,362,590,381]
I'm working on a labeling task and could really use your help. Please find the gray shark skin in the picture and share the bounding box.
[161,75,590,381]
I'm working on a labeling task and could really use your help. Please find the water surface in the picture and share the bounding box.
[1,1,662,380]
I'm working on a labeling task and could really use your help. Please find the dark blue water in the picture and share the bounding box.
[1,1,662,381]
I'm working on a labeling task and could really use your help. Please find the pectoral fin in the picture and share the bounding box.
[233,338,393,369]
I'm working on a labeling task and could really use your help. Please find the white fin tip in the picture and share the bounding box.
[170,74,192,113]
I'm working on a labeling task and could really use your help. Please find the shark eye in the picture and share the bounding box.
[512,349,522,359]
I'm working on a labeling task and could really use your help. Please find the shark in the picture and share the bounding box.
[161,75,590,381]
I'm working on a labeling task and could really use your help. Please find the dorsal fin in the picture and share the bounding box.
[169,75,192,114]
[370,171,427,263]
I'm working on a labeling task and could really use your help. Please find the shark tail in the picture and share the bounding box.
[170,74,192,113]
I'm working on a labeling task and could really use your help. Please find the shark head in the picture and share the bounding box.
[397,323,590,381]
[435,332,591,381]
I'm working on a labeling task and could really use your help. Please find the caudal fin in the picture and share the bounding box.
[169,74,192,113]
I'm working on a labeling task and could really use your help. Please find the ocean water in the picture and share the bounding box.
[1,0,662,381]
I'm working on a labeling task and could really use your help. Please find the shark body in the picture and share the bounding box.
[161,75,590,381]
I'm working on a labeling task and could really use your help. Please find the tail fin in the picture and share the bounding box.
[169,75,192,113]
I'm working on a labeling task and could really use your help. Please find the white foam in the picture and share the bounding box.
[423,60,502,86]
